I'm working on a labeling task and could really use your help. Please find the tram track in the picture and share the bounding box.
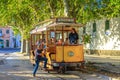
[84,63,120,77]
[50,65,120,80]
[77,67,120,80]
[37,64,120,80]
[0,51,119,80]
[35,70,83,80]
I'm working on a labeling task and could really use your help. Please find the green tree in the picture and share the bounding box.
[0,0,120,54]
[0,0,39,54]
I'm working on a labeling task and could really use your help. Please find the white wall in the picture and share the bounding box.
[79,18,120,51]
[15,34,21,48]
[9,28,14,48]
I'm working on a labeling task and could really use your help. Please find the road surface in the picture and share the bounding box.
[0,48,119,80]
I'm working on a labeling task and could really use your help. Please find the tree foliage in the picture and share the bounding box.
[0,0,120,52]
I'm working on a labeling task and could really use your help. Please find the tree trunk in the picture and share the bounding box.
[20,36,24,53]
[47,0,54,18]
[25,39,29,56]
[63,0,69,17]
[20,32,26,53]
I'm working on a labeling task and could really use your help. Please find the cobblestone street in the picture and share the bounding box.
[1,0,120,80]
[0,51,120,80]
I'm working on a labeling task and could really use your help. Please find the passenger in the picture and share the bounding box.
[69,28,79,44]
[50,37,55,44]
[42,39,47,53]
[33,45,48,77]
[42,39,46,49]
[56,39,62,45]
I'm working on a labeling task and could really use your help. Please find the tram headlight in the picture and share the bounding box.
[68,51,74,57]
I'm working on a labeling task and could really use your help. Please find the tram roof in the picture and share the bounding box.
[47,22,83,27]
[30,17,83,34]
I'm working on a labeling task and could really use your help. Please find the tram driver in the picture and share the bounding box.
[69,28,79,44]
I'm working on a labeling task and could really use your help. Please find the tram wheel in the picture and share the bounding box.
[80,62,85,69]
[48,71,50,73]
[57,66,65,74]
[61,66,65,74]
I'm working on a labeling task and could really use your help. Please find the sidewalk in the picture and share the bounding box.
[84,54,120,75]
[85,54,120,65]
[0,52,33,80]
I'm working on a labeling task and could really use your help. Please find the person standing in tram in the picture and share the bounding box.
[69,28,79,44]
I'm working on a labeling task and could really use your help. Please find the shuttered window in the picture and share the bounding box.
[83,27,86,34]
[0,29,2,33]
[105,20,110,31]
[93,22,96,32]
[6,40,9,47]
[6,30,9,34]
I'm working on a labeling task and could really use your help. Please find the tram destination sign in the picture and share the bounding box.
[56,18,75,23]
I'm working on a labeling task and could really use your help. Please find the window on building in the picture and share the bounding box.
[6,40,9,47]
[6,30,9,34]
[93,22,96,32]
[0,39,4,48]
[105,20,111,35]
[0,29,2,36]
[105,20,110,31]
[83,27,86,34]
[0,29,2,33]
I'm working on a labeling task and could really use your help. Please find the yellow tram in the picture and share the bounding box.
[30,17,84,73]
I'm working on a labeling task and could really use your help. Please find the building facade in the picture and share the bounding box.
[0,27,21,48]
[79,18,120,56]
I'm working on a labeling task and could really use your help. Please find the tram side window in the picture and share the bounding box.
[50,32,55,38]
[64,37,69,44]
[64,32,69,44]
[49,32,55,44]
[56,32,62,42]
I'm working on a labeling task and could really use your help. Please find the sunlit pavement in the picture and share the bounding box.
[85,54,120,65]
[0,51,120,80]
